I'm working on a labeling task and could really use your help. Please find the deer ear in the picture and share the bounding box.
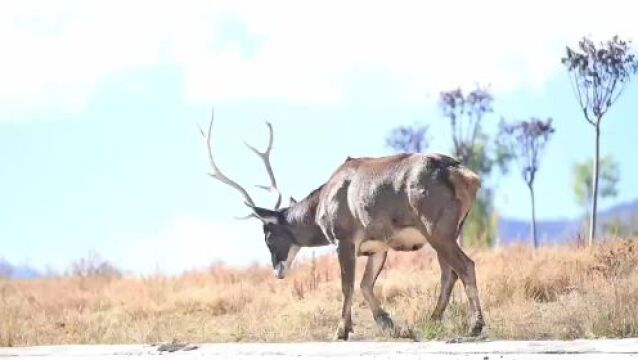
[252,206,281,224]
[289,197,298,205]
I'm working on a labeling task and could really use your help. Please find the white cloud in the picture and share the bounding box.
[104,215,267,275]
[1,0,637,120]
[0,1,227,120]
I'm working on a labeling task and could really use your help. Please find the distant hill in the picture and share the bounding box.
[498,199,638,245]
[0,259,41,279]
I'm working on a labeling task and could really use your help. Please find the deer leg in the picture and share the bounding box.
[432,240,484,336]
[336,240,356,340]
[430,254,458,321]
[360,251,394,331]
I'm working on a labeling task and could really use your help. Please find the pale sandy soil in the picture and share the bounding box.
[2,338,638,359]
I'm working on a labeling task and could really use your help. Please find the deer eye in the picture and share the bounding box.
[263,223,275,231]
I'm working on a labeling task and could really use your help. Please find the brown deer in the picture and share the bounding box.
[200,111,485,340]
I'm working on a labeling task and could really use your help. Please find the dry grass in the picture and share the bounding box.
[1,238,638,346]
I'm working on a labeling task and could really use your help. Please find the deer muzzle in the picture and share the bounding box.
[273,262,287,279]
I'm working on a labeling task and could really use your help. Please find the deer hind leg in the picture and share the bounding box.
[360,252,394,332]
[430,253,458,321]
[336,240,356,340]
[421,207,485,337]
[430,238,484,336]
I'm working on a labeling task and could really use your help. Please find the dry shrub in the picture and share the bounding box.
[2,238,638,345]
[520,255,579,302]
[290,254,322,299]
[70,253,121,279]
[590,238,638,279]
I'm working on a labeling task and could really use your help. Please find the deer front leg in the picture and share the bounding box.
[360,252,394,331]
[361,251,418,339]
[336,240,356,340]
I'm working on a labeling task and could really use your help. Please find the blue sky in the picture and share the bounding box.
[1,1,638,274]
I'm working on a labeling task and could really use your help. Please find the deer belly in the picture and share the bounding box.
[358,240,390,255]
[358,228,426,256]
[388,227,427,251]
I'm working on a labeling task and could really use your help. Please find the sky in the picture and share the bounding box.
[1,1,638,275]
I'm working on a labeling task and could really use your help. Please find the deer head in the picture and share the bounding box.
[200,109,300,279]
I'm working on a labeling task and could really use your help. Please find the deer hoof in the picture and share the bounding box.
[335,322,353,341]
[397,326,422,341]
[374,312,395,331]
[469,318,485,337]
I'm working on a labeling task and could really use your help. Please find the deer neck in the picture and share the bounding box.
[283,190,331,247]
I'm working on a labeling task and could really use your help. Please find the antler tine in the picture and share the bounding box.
[201,108,257,214]
[244,121,283,209]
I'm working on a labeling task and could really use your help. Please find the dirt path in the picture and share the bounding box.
[2,338,638,359]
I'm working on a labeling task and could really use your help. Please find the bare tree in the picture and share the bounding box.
[500,118,555,248]
[385,124,429,153]
[439,85,512,247]
[561,35,638,245]
[439,86,494,170]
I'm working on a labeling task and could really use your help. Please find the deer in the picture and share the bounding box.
[200,111,485,341]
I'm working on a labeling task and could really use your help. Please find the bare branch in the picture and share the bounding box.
[608,77,625,110]
[468,109,481,156]
[569,73,595,126]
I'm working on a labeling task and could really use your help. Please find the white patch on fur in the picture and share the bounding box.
[388,227,427,250]
[359,240,389,254]
[357,227,427,255]
[260,216,279,225]
[274,244,300,279]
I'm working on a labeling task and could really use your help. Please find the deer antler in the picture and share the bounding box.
[200,108,284,217]
[200,109,256,217]
[244,121,283,210]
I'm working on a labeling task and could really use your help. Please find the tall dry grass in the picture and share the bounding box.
[1,238,638,346]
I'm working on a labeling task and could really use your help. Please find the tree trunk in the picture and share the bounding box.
[529,183,537,248]
[588,123,601,246]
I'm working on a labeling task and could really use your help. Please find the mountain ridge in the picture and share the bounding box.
[498,198,638,245]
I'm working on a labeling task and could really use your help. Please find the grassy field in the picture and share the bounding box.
[1,238,638,346]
